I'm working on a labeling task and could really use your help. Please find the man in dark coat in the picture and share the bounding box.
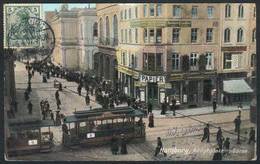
[120,134,128,154]
[234,115,241,132]
[201,124,210,143]
[55,90,59,101]
[212,148,222,160]
[161,102,166,115]
[28,101,33,114]
[85,94,90,106]
[248,127,256,144]
[56,98,61,109]
[213,99,217,113]
[77,84,82,96]
[171,98,176,116]
[216,127,223,143]
[148,113,154,128]
[111,135,119,155]
[223,137,230,155]
[154,137,167,157]
[148,101,153,113]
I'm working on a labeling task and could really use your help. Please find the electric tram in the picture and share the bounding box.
[62,106,146,147]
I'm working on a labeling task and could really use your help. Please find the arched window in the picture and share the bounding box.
[252,28,256,42]
[93,22,98,37]
[99,18,103,38]
[238,4,244,18]
[237,28,243,42]
[224,28,230,43]
[112,15,118,45]
[105,16,110,40]
[225,4,231,18]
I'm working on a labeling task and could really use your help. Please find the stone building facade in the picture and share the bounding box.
[95,3,256,106]
[46,5,98,71]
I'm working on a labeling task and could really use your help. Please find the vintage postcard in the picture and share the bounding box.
[3,2,257,162]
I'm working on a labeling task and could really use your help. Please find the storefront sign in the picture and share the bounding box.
[28,139,38,145]
[130,20,191,28]
[166,21,191,27]
[221,46,247,52]
[140,75,165,83]
[130,20,167,28]
[135,81,146,87]
[87,133,95,138]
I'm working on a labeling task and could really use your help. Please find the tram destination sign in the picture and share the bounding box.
[139,75,165,83]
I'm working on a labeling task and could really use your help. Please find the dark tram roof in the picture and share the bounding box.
[64,106,144,123]
[9,120,55,130]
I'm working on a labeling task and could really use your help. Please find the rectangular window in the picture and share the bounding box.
[122,52,126,65]
[143,53,148,69]
[149,29,154,43]
[120,11,123,20]
[207,6,214,18]
[205,52,213,70]
[190,53,198,67]
[191,28,198,43]
[148,53,155,71]
[156,53,162,70]
[223,53,232,69]
[124,10,127,19]
[172,28,180,43]
[129,29,132,43]
[172,53,180,70]
[150,4,155,16]
[191,6,198,18]
[135,28,138,43]
[206,28,213,42]
[251,54,256,67]
[173,5,181,17]
[125,29,127,43]
[121,29,123,43]
[144,29,148,43]
[156,28,162,43]
[129,8,132,19]
[156,4,162,16]
[135,7,138,18]
[144,4,147,17]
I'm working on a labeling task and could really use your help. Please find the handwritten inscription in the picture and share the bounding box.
[167,126,204,137]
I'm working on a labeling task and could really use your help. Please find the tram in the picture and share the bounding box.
[7,120,54,156]
[62,106,146,147]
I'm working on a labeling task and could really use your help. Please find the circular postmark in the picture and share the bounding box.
[7,15,55,65]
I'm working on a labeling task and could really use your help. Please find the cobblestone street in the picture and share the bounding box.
[8,62,256,161]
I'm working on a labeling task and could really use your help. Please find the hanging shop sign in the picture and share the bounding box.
[134,81,147,87]
[139,75,166,83]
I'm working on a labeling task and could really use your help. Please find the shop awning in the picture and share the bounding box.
[223,79,253,94]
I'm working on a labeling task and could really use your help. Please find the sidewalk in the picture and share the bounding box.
[152,104,250,119]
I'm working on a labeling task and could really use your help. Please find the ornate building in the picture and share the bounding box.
[95,3,256,106]
[46,5,98,71]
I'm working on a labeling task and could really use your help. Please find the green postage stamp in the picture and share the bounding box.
[3,4,43,48]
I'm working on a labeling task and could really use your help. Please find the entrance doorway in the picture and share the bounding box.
[148,83,158,103]
[203,80,212,101]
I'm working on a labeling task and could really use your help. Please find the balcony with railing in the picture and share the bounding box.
[98,37,118,47]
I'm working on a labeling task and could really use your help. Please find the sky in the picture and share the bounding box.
[43,3,96,11]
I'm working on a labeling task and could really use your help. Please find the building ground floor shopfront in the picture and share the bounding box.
[117,65,217,107]
[217,72,254,105]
